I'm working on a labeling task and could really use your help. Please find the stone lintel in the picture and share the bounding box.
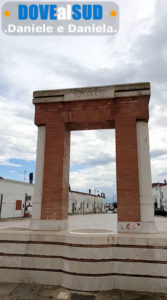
[33,82,150,104]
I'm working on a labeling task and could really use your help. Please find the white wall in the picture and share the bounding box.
[69,191,106,214]
[161,185,167,211]
[152,184,167,212]
[152,186,161,209]
[0,179,34,219]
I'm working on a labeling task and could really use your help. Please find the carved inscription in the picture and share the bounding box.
[73,87,105,99]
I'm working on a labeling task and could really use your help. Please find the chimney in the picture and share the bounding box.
[89,189,91,194]
[29,173,33,184]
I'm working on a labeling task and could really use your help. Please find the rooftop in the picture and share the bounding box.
[152,182,167,187]
[0,177,34,186]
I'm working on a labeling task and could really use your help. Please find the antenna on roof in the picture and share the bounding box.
[24,171,27,182]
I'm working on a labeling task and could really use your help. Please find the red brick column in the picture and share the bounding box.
[116,116,140,223]
[41,122,70,221]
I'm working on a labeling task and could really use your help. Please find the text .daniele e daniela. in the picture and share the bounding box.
[6,23,114,34]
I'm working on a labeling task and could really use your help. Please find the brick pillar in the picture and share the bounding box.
[31,122,70,231]
[116,116,140,227]
[116,117,157,233]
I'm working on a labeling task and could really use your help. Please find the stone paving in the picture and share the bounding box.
[0,214,167,233]
[0,283,167,300]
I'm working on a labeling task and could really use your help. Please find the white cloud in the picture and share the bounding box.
[70,130,116,197]
[70,162,116,198]
[0,96,37,165]
[70,130,115,166]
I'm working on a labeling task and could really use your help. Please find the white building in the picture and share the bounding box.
[152,181,167,214]
[0,177,106,219]
[69,190,106,214]
[0,178,34,219]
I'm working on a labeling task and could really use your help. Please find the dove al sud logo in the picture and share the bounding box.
[2,2,119,35]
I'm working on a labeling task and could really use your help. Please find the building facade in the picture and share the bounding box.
[152,181,167,214]
[0,178,34,219]
[69,190,106,214]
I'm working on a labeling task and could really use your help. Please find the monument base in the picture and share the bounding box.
[0,226,166,293]
[30,219,68,230]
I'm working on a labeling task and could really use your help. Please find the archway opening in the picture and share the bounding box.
[69,129,117,230]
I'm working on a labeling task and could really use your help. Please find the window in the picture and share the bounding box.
[16,200,22,210]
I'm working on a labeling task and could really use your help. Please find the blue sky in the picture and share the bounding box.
[0,159,36,182]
